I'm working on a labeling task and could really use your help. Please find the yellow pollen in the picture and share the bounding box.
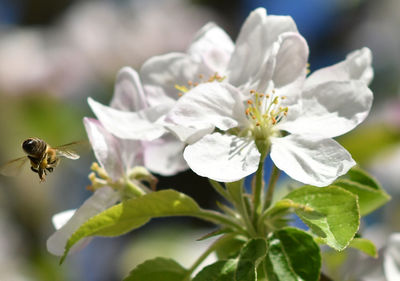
[199,74,204,79]
[244,86,289,131]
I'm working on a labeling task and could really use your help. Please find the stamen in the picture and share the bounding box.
[244,88,289,134]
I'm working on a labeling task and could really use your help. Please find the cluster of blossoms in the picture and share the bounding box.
[48,7,374,259]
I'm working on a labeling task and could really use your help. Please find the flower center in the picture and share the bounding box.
[86,162,156,200]
[175,73,226,96]
[245,89,288,142]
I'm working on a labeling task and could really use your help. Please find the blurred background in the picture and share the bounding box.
[0,0,399,280]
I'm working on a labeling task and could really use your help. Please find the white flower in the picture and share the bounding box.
[47,115,144,256]
[85,8,299,170]
[163,32,373,185]
[88,66,187,176]
[47,93,158,255]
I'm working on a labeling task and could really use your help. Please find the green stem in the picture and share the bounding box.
[253,160,265,219]
[196,210,249,236]
[235,186,257,237]
[263,164,280,210]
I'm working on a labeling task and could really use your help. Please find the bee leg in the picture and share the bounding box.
[31,167,39,174]
[46,167,54,173]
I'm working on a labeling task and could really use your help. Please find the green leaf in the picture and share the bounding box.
[235,238,267,281]
[347,166,380,189]
[334,166,390,216]
[265,227,321,281]
[192,259,238,281]
[61,190,201,263]
[284,186,359,250]
[123,257,188,281]
[348,237,377,258]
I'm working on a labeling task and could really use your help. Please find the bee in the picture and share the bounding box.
[0,137,82,182]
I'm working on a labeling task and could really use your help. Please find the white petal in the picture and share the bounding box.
[84,118,124,180]
[118,138,145,173]
[88,97,168,141]
[52,209,76,230]
[272,33,308,88]
[110,66,147,111]
[270,135,355,187]
[228,8,297,88]
[162,119,214,145]
[140,52,207,106]
[305,47,373,88]
[384,233,400,281]
[47,186,120,256]
[144,133,188,176]
[183,133,260,182]
[187,22,234,74]
[165,83,246,142]
[278,80,373,138]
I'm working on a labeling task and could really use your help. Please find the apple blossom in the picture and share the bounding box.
[163,44,373,186]
[47,104,159,256]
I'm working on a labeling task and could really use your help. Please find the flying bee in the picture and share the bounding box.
[0,138,82,182]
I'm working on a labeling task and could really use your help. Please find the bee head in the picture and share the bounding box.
[22,138,39,154]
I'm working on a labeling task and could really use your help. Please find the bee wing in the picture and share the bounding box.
[0,156,28,177]
[54,141,88,160]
